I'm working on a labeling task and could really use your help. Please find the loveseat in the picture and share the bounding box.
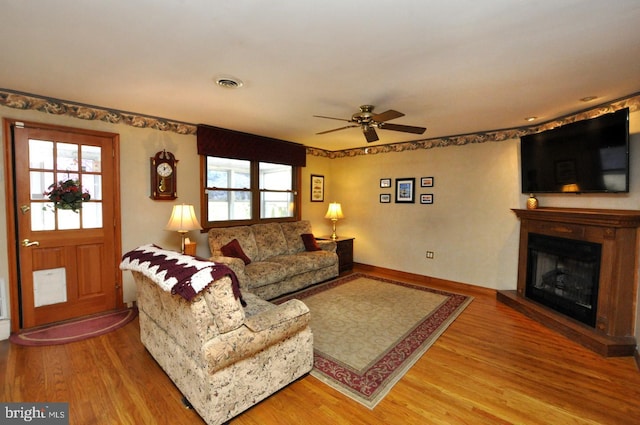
[208,220,339,299]
[120,245,313,425]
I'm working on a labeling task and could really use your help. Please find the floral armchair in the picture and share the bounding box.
[121,245,313,425]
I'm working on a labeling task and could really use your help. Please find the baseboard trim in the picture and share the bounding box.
[353,262,494,297]
[634,348,640,371]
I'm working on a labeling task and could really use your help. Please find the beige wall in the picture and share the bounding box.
[320,113,640,289]
[0,107,337,319]
[301,155,334,234]
[323,139,522,289]
[0,106,202,309]
[320,116,640,288]
[1,105,639,346]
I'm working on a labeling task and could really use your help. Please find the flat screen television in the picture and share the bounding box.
[521,108,629,194]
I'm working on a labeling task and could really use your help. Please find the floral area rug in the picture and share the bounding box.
[9,307,137,347]
[275,273,472,409]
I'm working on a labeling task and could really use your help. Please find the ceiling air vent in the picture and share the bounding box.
[215,76,243,89]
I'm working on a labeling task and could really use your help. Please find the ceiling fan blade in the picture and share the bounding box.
[313,115,352,122]
[379,122,426,134]
[372,109,404,122]
[316,125,358,135]
[363,126,379,143]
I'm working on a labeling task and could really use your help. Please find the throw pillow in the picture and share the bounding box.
[301,233,321,251]
[221,239,252,265]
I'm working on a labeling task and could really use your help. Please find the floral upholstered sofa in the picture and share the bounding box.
[120,245,313,425]
[208,220,339,300]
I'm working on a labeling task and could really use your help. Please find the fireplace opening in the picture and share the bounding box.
[526,233,602,327]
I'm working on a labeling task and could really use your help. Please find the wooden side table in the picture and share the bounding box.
[318,236,354,273]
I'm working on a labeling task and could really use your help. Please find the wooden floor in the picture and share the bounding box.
[2,266,640,424]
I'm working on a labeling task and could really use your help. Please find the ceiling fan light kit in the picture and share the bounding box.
[314,104,426,143]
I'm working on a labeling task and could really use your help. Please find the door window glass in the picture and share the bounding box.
[30,202,55,231]
[57,209,80,230]
[28,139,102,231]
[28,139,53,169]
[29,171,53,200]
[81,145,102,172]
[56,143,79,172]
[82,174,102,200]
[82,202,103,229]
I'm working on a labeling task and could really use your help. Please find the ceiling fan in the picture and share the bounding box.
[314,105,426,143]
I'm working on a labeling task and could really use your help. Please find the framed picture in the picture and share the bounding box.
[380,178,391,188]
[420,194,434,204]
[310,174,324,202]
[395,178,415,203]
[421,176,434,187]
[380,193,391,203]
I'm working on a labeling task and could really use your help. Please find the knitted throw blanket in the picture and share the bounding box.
[120,244,244,304]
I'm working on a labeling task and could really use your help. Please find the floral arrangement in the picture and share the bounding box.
[44,179,90,212]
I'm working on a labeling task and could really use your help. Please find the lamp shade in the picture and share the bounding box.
[165,204,202,233]
[324,202,344,220]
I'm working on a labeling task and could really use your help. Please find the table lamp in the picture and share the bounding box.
[165,204,202,253]
[324,202,344,240]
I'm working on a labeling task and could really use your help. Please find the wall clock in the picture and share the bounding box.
[150,150,178,200]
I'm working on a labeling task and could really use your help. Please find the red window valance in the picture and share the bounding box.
[197,124,306,167]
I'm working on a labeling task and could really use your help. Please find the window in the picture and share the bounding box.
[203,157,300,227]
[28,138,103,231]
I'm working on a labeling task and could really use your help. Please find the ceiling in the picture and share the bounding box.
[1,1,639,151]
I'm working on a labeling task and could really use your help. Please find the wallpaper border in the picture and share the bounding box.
[1,88,639,158]
[0,89,197,135]
[310,93,640,158]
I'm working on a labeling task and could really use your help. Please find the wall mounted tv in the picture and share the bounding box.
[521,108,629,194]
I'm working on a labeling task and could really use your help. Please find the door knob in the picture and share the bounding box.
[22,239,40,247]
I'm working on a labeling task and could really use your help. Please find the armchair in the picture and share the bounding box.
[121,246,313,425]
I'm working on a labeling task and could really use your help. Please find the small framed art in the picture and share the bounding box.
[395,178,415,203]
[380,178,391,188]
[421,176,434,187]
[310,174,324,202]
[380,193,391,203]
[420,194,434,204]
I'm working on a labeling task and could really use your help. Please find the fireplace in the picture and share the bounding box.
[497,208,640,357]
[525,233,601,327]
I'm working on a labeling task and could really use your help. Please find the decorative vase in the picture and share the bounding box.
[527,193,538,210]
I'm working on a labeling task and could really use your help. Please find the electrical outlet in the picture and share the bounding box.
[426,251,434,259]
